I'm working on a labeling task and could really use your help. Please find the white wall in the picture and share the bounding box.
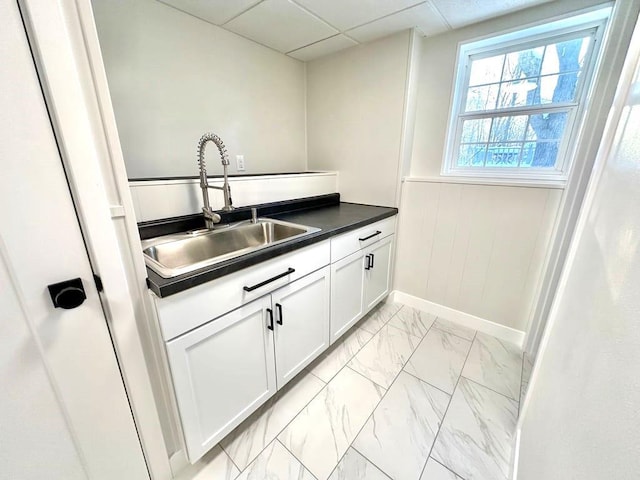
[306,31,412,207]
[516,19,640,476]
[395,180,560,332]
[92,0,307,178]
[394,0,607,335]
[130,172,338,222]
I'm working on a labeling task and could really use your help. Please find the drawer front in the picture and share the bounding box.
[155,240,330,341]
[330,216,396,263]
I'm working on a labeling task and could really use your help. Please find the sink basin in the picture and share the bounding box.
[142,218,320,278]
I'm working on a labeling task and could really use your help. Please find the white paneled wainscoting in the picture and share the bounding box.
[393,178,562,346]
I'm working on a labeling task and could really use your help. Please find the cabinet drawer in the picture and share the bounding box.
[330,216,396,263]
[154,240,330,340]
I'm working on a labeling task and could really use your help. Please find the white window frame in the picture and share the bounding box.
[442,7,611,185]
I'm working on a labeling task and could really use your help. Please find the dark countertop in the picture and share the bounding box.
[144,195,398,297]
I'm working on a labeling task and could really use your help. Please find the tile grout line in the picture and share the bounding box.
[432,456,468,480]
[417,330,478,480]
[220,443,242,476]
[350,445,394,480]
[461,375,520,404]
[401,368,454,398]
[276,438,319,480]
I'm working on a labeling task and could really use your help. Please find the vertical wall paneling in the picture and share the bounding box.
[394,180,561,332]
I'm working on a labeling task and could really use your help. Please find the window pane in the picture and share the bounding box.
[541,37,590,75]
[486,143,521,167]
[458,144,487,167]
[540,73,580,103]
[461,118,491,143]
[502,46,545,81]
[520,141,561,167]
[489,115,528,142]
[465,84,499,112]
[526,112,568,141]
[469,55,504,86]
[497,80,541,108]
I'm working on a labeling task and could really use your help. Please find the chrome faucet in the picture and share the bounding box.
[197,132,234,229]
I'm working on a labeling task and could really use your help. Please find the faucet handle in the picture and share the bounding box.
[251,208,258,224]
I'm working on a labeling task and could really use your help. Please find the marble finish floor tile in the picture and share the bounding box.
[461,332,522,401]
[308,326,373,382]
[278,366,385,480]
[358,301,403,335]
[404,327,472,394]
[354,372,450,480]
[328,448,390,480]
[234,440,314,480]
[432,318,476,342]
[420,458,462,479]
[174,445,239,480]
[432,378,518,480]
[388,307,436,338]
[348,324,421,388]
[221,372,325,470]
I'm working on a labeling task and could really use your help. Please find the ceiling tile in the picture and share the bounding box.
[432,0,554,29]
[224,0,338,53]
[347,2,450,43]
[294,0,424,31]
[287,35,358,61]
[157,0,261,25]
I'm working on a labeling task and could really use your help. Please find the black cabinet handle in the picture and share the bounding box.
[276,303,283,325]
[244,268,295,292]
[365,254,371,270]
[370,253,375,269]
[266,308,274,331]
[48,278,86,309]
[359,230,382,242]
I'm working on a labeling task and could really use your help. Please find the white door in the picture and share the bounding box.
[0,1,148,479]
[364,235,393,311]
[273,267,330,387]
[330,250,366,343]
[166,296,277,463]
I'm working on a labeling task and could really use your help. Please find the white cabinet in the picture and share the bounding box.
[329,217,396,344]
[364,235,393,311]
[165,265,330,463]
[330,250,366,343]
[273,266,330,387]
[165,296,276,462]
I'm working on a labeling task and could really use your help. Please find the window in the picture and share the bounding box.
[443,8,610,183]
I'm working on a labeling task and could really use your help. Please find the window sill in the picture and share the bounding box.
[403,175,566,189]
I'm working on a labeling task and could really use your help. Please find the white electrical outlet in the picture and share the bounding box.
[236,154,245,171]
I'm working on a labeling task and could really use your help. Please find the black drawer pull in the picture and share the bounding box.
[359,230,382,242]
[370,253,375,268]
[244,268,295,292]
[276,303,283,325]
[365,254,372,270]
[266,308,274,331]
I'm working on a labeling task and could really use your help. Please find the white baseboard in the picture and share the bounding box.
[390,290,525,348]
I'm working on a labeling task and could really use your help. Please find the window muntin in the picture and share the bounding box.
[443,11,608,182]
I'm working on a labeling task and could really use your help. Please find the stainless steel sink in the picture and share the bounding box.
[142,218,320,278]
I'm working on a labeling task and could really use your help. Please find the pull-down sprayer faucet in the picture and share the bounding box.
[197,132,234,229]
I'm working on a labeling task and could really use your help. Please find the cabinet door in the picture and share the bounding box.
[272,266,330,388]
[330,249,366,344]
[166,296,276,463]
[364,235,394,311]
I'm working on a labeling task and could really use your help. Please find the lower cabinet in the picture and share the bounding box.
[330,234,394,343]
[166,266,330,463]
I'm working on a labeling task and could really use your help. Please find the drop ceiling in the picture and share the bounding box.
[157,0,554,61]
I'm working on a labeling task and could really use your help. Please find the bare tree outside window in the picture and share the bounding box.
[451,30,596,174]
